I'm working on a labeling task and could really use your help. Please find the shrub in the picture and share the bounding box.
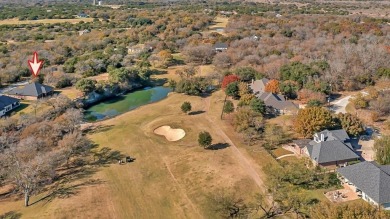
[198,131,212,149]
[181,102,192,114]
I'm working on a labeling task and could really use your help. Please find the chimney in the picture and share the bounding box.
[320,134,324,142]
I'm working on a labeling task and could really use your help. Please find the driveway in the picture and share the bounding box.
[0,81,29,94]
[330,95,351,114]
[357,139,375,161]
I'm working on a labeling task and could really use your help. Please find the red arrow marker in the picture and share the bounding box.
[28,52,44,77]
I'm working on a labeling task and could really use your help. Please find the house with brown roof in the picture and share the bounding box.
[250,78,298,115]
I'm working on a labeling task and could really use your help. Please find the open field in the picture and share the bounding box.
[0,18,94,25]
[57,87,82,100]
[0,90,274,218]
[202,16,229,36]
[88,73,109,82]
[198,65,216,77]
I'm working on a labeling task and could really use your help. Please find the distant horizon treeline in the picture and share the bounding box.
[0,0,210,6]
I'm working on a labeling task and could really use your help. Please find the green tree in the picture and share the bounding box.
[181,102,192,114]
[168,79,177,91]
[280,80,299,99]
[249,98,266,114]
[351,93,368,109]
[280,62,316,87]
[75,78,97,95]
[233,67,257,82]
[225,81,239,99]
[374,135,390,165]
[176,77,211,96]
[223,100,234,114]
[310,201,389,219]
[233,108,263,133]
[108,67,130,84]
[198,131,212,149]
[263,124,287,150]
[307,99,323,107]
[295,107,335,138]
[335,113,364,136]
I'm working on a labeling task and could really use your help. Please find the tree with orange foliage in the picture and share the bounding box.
[264,79,280,94]
[222,75,240,89]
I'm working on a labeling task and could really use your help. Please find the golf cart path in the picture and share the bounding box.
[162,157,203,218]
[202,96,268,194]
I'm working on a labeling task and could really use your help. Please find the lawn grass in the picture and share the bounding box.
[0,91,271,218]
[10,100,51,118]
[279,156,299,163]
[57,87,82,100]
[198,65,216,77]
[202,16,229,36]
[88,73,109,82]
[208,16,229,30]
[272,148,293,158]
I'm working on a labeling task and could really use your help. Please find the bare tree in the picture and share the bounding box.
[3,138,62,206]
[58,132,91,167]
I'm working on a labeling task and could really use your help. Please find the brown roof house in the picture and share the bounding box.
[8,82,54,100]
[250,78,298,115]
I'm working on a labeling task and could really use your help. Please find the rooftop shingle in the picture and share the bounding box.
[338,161,390,204]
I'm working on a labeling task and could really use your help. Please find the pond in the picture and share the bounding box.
[84,86,171,122]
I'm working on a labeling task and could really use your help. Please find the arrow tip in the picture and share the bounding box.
[28,52,44,77]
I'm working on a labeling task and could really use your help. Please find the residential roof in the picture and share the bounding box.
[258,92,298,110]
[338,161,390,204]
[214,42,228,49]
[292,139,311,148]
[307,140,359,164]
[250,78,298,111]
[250,78,269,94]
[0,95,19,109]
[316,129,350,142]
[8,82,54,97]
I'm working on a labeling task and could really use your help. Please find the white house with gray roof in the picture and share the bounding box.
[304,129,359,168]
[0,95,20,116]
[338,161,390,210]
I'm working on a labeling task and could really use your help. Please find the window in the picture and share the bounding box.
[5,105,12,112]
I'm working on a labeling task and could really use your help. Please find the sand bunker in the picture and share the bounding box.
[154,126,185,141]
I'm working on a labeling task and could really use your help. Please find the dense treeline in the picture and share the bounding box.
[0,8,213,88]
[210,14,390,93]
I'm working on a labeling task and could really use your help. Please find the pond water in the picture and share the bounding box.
[84,86,171,121]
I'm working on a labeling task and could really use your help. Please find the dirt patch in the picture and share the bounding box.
[154,125,186,141]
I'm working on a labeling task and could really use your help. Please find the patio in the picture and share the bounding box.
[324,183,359,203]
